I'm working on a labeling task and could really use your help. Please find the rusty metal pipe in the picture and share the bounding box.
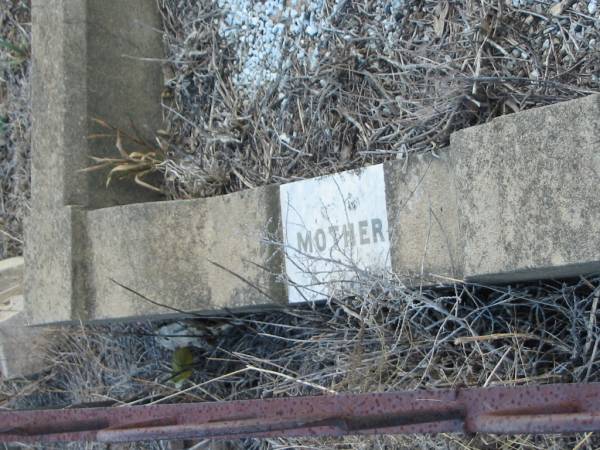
[1,383,599,444]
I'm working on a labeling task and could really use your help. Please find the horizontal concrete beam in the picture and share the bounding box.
[451,94,600,283]
[85,186,284,321]
[27,94,600,323]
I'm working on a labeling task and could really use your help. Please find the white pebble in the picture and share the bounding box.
[214,0,405,98]
[305,24,318,36]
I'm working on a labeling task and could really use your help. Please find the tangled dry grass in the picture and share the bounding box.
[158,0,599,199]
[3,273,599,449]
[0,0,30,258]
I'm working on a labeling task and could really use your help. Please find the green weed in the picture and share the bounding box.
[0,37,28,66]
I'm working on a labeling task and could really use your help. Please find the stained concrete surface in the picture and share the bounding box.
[384,154,462,285]
[86,186,284,321]
[451,94,600,283]
[27,0,165,324]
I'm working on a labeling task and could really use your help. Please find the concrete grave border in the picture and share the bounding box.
[26,0,600,325]
[0,257,46,378]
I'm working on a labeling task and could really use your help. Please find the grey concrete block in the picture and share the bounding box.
[85,187,284,321]
[85,0,165,207]
[26,207,85,325]
[27,0,166,324]
[0,258,46,379]
[0,257,23,301]
[385,155,462,285]
[0,295,47,379]
[450,94,600,282]
[31,0,164,210]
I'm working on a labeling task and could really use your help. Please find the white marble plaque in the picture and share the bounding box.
[279,164,391,303]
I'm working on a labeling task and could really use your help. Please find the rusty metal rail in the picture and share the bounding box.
[1,383,599,443]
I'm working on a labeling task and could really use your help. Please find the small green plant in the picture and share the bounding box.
[170,347,194,386]
[0,116,8,136]
[82,118,165,193]
[0,37,28,66]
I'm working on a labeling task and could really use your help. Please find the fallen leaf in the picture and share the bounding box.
[171,347,194,385]
[549,0,574,16]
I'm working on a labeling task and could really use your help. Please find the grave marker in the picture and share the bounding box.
[280,164,391,303]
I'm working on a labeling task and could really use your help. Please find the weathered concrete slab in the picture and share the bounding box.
[385,154,462,285]
[27,0,165,324]
[30,0,164,210]
[28,188,286,324]
[27,94,600,321]
[0,258,46,379]
[24,0,600,320]
[85,187,284,321]
[450,94,600,283]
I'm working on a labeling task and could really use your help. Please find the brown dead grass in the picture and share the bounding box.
[158,0,599,199]
[3,274,600,449]
[0,0,30,259]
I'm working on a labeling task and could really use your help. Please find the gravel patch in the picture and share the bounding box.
[158,0,599,199]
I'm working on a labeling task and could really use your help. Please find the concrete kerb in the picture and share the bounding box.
[0,258,47,379]
[25,2,600,325]
[27,0,166,325]
[450,93,600,283]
